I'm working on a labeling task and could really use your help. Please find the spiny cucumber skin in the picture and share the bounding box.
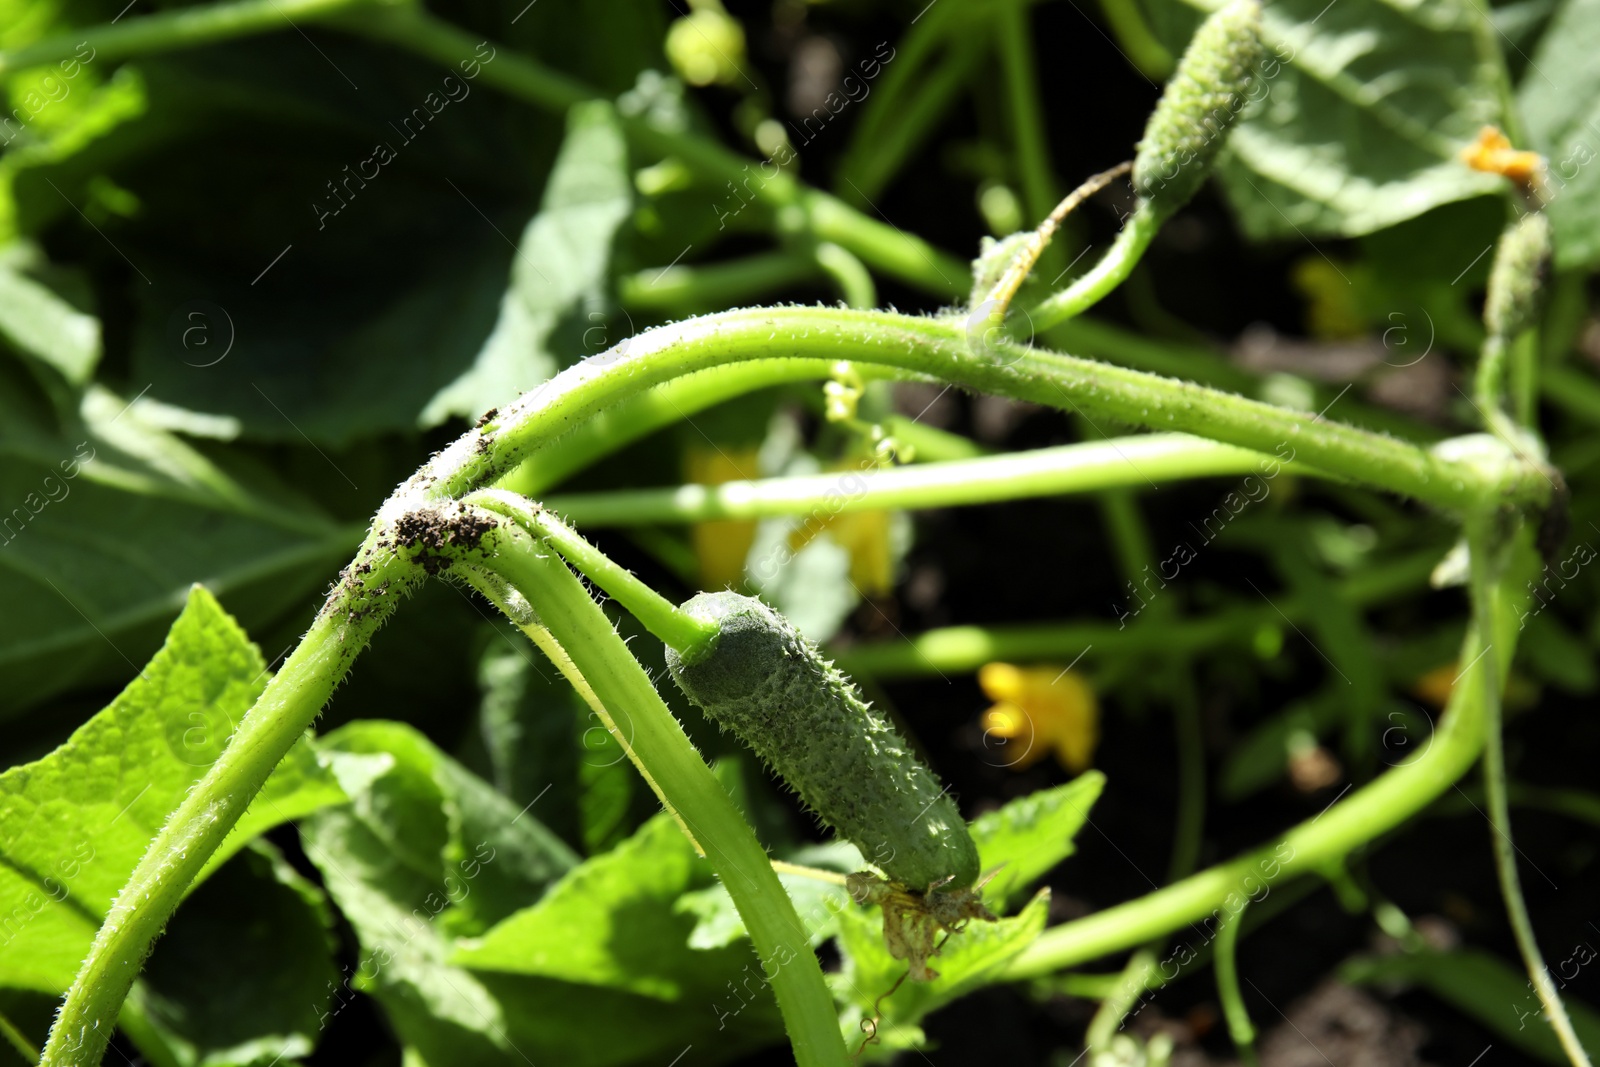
[1132,0,1264,214]
[666,591,980,893]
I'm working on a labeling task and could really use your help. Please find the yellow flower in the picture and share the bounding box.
[1410,660,1535,711]
[1411,662,1458,710]
[786,460,896,596]
[1462,126,1544,190]
[686,445,761,590]
[977,663,1098,772]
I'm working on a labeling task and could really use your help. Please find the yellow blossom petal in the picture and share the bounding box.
[977,663,1099,773]
[979,702,1048,769]
[1462,125,1544,189]
[786,460,897,596]
[1411,662,1457,710]
[686,445,761,590]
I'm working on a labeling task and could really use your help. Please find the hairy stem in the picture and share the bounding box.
[496,358,849,496]
[1470,519,1594,1067]
[1028,201,1162,331]
[545,434,1316,526]
[467,518,849,1067]
[468,489,719,658]
[442,307,1546,516]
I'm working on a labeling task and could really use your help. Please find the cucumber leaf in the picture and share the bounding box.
[0,585,344,996]
[421,100,632,427]
[970,770,1106,909]
[1520,0,1600,268]
[1152,0,1503,239]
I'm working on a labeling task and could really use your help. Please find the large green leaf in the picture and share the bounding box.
[421,99,633,427]
[0,353,358,715]
[969,770,1105,909]
[0,585,345,996]
[453,810,779,1002]
[476,629,635,855]
[1156,0,1502,238]
[304,725,779,1067]
[675,841,859,951]
[833,890,1051,1060]
[1519,0,1600,267]
[0,242,99,386]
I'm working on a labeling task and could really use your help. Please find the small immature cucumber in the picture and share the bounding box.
[666,591,980,894]
[1132,0,1264,215]
[1484,211,1553,342]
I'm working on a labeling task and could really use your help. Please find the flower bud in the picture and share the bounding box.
[1132,0,1264,215]
[1484,210,1553,341]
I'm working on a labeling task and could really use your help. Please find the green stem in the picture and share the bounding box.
[465,519,848,1067]
[835,0,972,202]
[545,434,1315,526]
[1028,201,1162,332]
[881,415,990,462]
[1097,0,1176,79]
[496,358,848,496]
[618,251,822,313]
[40,557,418,1066]
[0,1009,38,1064]
[834,32,988,205]
[1540,364,1600,426]
[1475,334,1522,442]
[1048,318,1442,442]
[802,194,967,297]
[1085,948,1157,1050]
[814,242,878,310]
[1167,674,1206,881]
[1080,459,1202,884]
[1002,544,1525,979]
[452,307,1544,516]
[1469,518,1594,1067]
[998,0,1057,224]
[833,546,1437,679]
[0,0,370,73]
[1511,329,1540,427]
[468,489,719,658]
[1214,903,1259,1066]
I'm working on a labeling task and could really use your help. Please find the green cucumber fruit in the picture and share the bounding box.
[1132,0,1264,216]
[666,591,979,894]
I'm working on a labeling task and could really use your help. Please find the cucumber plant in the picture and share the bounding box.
[0,0,1595,1065]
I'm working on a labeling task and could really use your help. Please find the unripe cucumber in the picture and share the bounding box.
[1132,0,1264,214]
[666,591,979,894]
[1484,211,1553,342]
